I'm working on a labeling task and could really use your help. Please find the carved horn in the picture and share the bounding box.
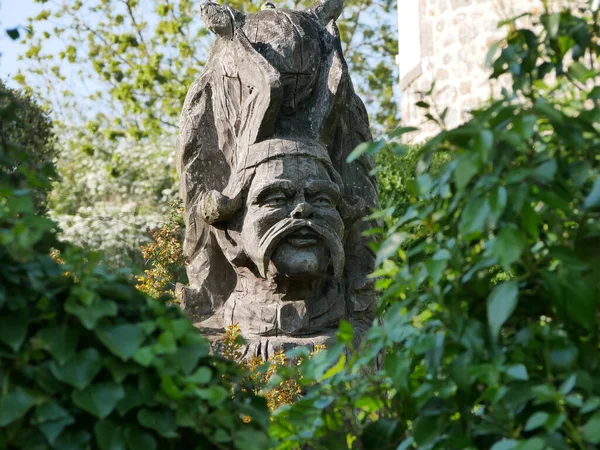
[308,0,343,25]
[197,190,242,225]
[200,2,245,38]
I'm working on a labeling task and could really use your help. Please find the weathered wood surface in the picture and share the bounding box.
[177,0,380,358]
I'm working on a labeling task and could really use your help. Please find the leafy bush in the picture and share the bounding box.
[0,79,56,212]
[220,325,306,413]
[0,87,270,450]
[376,144,449,219]
[271,3,600,449]
[48,130,178,269]
[136,201,187,299]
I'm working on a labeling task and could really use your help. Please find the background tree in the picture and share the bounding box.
[47,129,177,268]
[0,79,57,212]
[17,0,398,137]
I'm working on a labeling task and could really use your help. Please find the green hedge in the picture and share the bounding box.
[0,80,270,450]
[269,3,600,449]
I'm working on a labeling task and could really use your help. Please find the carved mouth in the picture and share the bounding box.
[257,219,345,279]
[284,227,321,247]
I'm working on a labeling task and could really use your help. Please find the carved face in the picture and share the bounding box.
[240,154,345,280]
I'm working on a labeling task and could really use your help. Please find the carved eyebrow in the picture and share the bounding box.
[304,180,340,199]
[249,180,295,203]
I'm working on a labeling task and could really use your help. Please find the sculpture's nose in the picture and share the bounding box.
[291,202,314,219]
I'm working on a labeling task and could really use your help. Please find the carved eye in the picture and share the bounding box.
[312,196,334,207]
[261,192,288,206]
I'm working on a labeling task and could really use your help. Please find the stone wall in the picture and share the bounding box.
[400,0,541,142]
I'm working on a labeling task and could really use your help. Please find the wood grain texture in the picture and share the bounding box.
[177,0,380,357]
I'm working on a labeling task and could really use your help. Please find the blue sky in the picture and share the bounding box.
[0,0,43,85]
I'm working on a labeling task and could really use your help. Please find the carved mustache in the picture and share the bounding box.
[257,218,344,279]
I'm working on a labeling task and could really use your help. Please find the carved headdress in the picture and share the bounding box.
[177,0,379,339]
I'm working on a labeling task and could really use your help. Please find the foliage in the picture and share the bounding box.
[18,0,398,137]
[270,2,600,449]
[376,144,449,220]
[220,325,305,413]
[0,79,56,212]
[47,130,178,268]
[136,200,187,299]
[0,85,270,450]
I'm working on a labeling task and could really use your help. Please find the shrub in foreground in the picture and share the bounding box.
[0,82,270,450]
[271,3,600,449]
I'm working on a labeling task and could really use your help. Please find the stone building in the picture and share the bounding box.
[398,0,541,141]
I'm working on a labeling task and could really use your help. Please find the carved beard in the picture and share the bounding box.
[255,218,344,279]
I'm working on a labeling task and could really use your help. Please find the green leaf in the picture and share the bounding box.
[487,280,518,340]
[524,411,548,431]
[34,402,71,423]
[188,367,212,384]
[104,357,136,383]
[336,320,354,344]
[384,352,410,392]
[569,62,595,83]
[234,429,271,450]
[559,374,576,395]
[154,331,177,354]
[488,185,507,227]
[544,13,560,38]
[95,419,127,450]
[389,126,417,139]
[65,298,118,329]
[37,324,79,365]
[376,232,409,266]
[347,140,386,163]
[583,412,600,444]
[137,409,177,438]
[0,309,28,352]
[49,348,103,389]
[96,323,147,361]
[531,384,556,404]
[459,196,491,237]
[72,381,125,418]
[491,227,526,271]
[513,114,536,139]
[6,28,20,40]
[425,259,447,284]
[584,176,600,210]
[0,388,37,426]
[124,426,157,450]
[53,430,91,450]
[197,385,229,406]
[454,154,480,192]
[389,142,409,156]
[516,437,545,450]
[413,415,439,448]
[474,129,494,160]
[397,438,415,450]
[133,347,154,367]
[565,394,583,408]
[520,202,539,240]
[322,354,346,380]
[491,440,518,450]
[558,278,596,332]
[545,412,566,432]
[506,364,528,381]
[39,417,75,445]
[116,386,146,416]
[582,397,600,414]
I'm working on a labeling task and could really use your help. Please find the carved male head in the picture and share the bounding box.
[237,139,345,281]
